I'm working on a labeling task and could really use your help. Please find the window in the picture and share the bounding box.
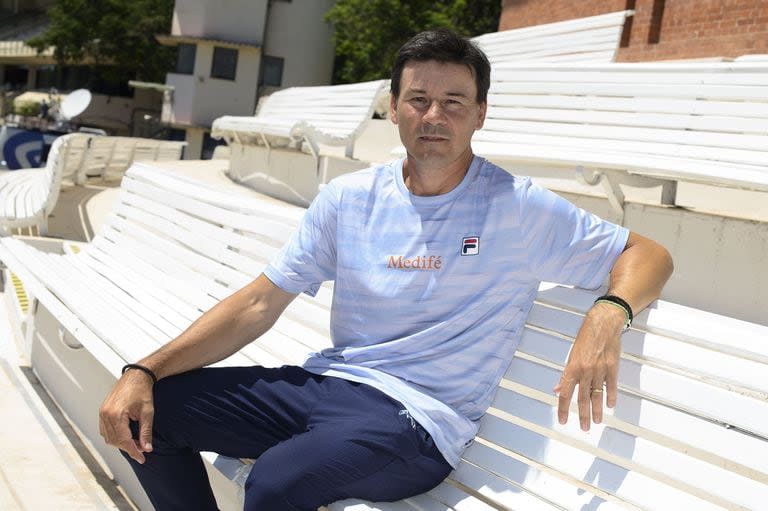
[211,47,238,80]
[648,0,666,44]
[176,44,196,75]
[260,55,284,87]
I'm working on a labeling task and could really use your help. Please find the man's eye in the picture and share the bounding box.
[411,97,427,104]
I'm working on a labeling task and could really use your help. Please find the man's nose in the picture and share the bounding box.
[423,101,447,124]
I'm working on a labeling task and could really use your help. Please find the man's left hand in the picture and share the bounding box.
[553,303,626,431]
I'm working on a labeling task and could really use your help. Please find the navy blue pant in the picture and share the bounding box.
[122,365,452,510]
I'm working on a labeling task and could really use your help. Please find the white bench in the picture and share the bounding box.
[72,136,187,185]
[0,133,92,235]
[211,80,387,206]
[0,134,186,235]
[472,10,634,64]
[212,80,388,160]
[1,161,766,510]
[470,61,768,222]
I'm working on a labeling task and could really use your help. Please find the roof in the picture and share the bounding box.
[0,10,55,64]
[155,34,261,52]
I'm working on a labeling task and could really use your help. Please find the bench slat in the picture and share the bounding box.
[461,441,628,511]
[471,140,768,192]
[475,124,768,161]
[526,305,768,395]
[514,324,768,437]
[535,285,768,362]
[87,241,215,316]
[503,356,768,478]
[478,413,724,511]
[448,460,566,510]
[487,93,768,119]
[489,387,768,508]
[489,80,768,101]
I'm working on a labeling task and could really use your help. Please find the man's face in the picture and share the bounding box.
[391,60,487,170]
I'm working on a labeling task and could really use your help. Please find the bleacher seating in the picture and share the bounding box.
[1,161,765,510]
[467,61,768,222]
[472,10,634,64]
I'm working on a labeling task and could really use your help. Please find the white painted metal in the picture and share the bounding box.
[0,134,186,233]
[211,80,388,159]
[78,137,186,184]
[471,62,768,209]
[0,134,92,233]
[472,11,633,64]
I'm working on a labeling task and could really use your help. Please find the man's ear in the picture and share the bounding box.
[390,94,399,125]
[476,101,487,130]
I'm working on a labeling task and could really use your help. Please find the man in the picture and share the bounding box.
[100,29,673,510]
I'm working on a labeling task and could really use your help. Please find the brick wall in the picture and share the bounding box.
[499,0,628,29]
[498,0,768,61]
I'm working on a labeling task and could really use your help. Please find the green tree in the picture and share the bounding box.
[325,0,501,84]
[28,0,176,85]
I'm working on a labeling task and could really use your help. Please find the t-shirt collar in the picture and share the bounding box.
[394,155,482,208]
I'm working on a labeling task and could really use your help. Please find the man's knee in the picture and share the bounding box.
[243,474,308,511]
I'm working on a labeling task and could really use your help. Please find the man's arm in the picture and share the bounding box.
[554,231,673,431]
[98,274,297,463]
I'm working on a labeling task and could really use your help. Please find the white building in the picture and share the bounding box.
[153,0,337,159]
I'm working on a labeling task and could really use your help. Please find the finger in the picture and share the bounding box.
[101,410,120,447]
[118,438,146,464]
[114,415,145,464]
[591,380,605,424]
[139,406,154,452]
[98,410,106,440]
[578,378,592,431]
[556,375,576,425]
[605,365,619,408]
[554,343,576,395]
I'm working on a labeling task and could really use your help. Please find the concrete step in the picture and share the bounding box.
[0,291,136,510]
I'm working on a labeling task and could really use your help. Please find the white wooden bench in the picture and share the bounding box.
[469,61,768,222]
[472,10,634,64]
[1,161,766,510]
[73,136,187,185]
[211,80,387,206]
[211,80,388,161]
[0,134,186,235]
[0,133,92,235]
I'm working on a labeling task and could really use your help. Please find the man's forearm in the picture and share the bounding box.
[134,274,296,381]
[603,231,674,316]
[556,231,673,428]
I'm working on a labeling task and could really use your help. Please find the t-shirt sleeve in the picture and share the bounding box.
[520,180,629,289]
[263,184,338,297]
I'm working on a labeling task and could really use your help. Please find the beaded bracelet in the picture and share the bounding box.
[594,294,633,331]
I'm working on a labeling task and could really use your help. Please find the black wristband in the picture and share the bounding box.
[122,364,158,384]
[594,294,633,330]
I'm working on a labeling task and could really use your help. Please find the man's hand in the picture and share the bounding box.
[553,303,625,431]
[99,370,155,464]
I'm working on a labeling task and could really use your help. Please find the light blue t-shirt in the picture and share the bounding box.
[263,156,629,468]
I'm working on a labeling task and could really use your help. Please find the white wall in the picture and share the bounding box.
[547,192,768,326]
[263,0,336,86]
[172,0,269,43]
[164,45,260,127]
[76,93,152,135]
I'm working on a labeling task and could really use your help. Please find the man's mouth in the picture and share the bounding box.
[419,136,448,142]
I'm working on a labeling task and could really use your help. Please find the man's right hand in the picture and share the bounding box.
[99,370,155,464]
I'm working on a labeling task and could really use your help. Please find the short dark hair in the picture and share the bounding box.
[391,28,491,104]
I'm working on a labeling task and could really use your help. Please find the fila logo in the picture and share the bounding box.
[461,236,479,256]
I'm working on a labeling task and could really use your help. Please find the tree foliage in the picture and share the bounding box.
[325,0,501,84]
[28,0,176,84]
